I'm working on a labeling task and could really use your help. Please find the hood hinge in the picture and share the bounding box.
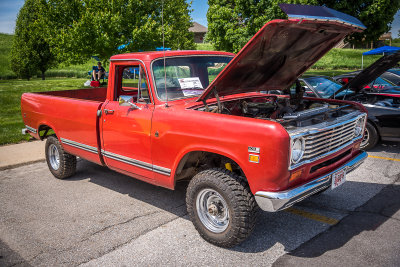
[214,88,222,113]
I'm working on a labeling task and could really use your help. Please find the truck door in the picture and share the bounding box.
[100,62,155,182]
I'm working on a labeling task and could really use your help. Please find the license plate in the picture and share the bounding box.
[331,168,346,189]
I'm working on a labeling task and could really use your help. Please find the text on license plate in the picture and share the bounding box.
[331,168,346,189]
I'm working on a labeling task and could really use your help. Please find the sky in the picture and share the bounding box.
[0,0,399,38]
[0,0,25,34]
[191,0,209,26]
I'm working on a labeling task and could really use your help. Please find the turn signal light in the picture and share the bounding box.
[289,169,303,182]
[249,154,260,163]
[355,142,360,149]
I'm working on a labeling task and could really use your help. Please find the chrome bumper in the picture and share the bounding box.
[255,151,367,212]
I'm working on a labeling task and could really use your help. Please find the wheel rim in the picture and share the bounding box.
[48,144,60,170]
[196,188,229,233]
[361,128,369,148]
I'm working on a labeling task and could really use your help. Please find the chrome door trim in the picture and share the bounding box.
[59,137,171,176]
[101,150,153,171]
[108,59,154,104]
[101,149,171,176]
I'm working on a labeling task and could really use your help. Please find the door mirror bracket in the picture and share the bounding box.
[119,95,142,110]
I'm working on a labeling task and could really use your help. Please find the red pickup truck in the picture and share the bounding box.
[21,5,368,247]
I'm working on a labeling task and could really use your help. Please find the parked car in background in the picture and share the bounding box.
[381,69,400,85]
[297,52,400,150]
[333,69,400,89]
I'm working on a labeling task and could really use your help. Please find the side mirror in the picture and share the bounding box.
[119,95,141,110]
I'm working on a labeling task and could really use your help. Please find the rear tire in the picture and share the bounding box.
[186,168,258,248]
[45,136,76,179]
[360,122,378,150]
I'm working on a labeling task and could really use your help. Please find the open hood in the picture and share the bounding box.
[331,50,400,98]
[197,4,365,102]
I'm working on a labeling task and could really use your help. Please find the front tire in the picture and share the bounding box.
[360,122,379,150]
[186,168,258,248]
[45,136,77,179]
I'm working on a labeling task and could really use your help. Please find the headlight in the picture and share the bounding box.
[354,117,365,137]
[291,137,305,164]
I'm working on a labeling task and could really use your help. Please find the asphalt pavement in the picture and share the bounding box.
[0,141,399,266]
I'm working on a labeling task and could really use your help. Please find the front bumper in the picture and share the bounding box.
[255,151,367,212]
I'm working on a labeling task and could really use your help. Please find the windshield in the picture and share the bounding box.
[389,69,400,75]
[152,56,233,101]
[303,77,352,98]
[366,77,395,89]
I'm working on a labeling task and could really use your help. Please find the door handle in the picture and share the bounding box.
[104,109,114,115]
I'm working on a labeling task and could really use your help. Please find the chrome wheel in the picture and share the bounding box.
[48,143,60,170]
[361,128,369,148]
[196,188,229,233]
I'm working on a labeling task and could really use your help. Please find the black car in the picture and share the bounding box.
[298,52,400,150]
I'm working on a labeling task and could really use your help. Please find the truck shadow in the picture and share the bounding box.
[270,180,400,261]
[368,141,399,153]
[235,180,400,253]
[0,239,32,267]
[67,160,399,255]
[68,160,189,217]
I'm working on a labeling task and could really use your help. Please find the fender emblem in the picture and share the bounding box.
[248,146,260,154]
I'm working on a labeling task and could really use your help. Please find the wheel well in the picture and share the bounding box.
[366,119,380,140]
[38,125,56,140]
[174,151,245,183]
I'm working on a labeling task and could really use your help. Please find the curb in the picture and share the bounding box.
[0,159,46,171]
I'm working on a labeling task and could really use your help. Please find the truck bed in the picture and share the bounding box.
[37,87,107,102]
[21,87,107,165]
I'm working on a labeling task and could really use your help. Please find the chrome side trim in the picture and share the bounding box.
[153,165,172,176]
[25,125,37,134]
[60,138,98,154]
[101,150,171,176]
[255,151,367,212]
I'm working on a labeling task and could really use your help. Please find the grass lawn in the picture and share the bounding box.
[310,48,381,70]
[305,69,354,76]
[196,43,216,51]
[0,78,87,145]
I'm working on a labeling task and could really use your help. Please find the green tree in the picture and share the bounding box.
[207,0,400,53]
[11,0,56,80]
[322,0,400,46]
[50,0,194,66]
[207,0,318,52]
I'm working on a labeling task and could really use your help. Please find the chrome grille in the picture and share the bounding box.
[303,119,357,160]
